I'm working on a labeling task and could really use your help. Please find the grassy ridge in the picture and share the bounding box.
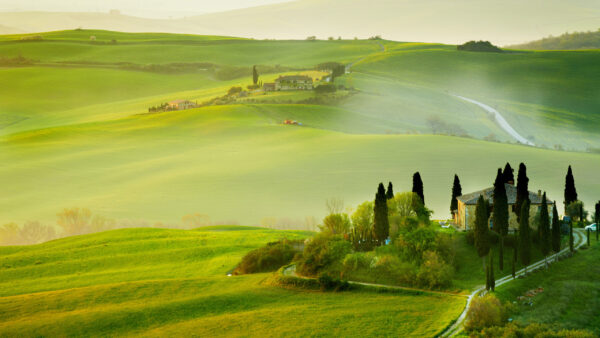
[495,240,600,335]
[0,227,465,336]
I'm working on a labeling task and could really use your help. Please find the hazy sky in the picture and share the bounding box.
[0,0,293,18]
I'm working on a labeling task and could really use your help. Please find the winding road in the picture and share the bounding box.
[441,229,585,337]
[452,95,535,146]
[281,229,586,337]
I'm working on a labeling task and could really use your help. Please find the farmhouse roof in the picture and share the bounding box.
[456,183,554,205]
[276,75,313,82]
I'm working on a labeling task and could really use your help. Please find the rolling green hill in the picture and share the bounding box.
[509,29,600,50]
[0,227,465,336]
[0,30,599,227]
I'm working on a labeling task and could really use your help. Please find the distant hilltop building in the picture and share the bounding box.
[455,184,554,231]
[167,100,197,110]
[274,75,313,91]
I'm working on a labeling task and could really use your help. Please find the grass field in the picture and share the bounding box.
[0,29,599,227]
[495,239,600,335]
[0,226,465,336]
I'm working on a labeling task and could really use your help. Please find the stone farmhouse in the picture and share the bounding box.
[454,183,554,231]
[167,100,198,111]
[274,75,313,91]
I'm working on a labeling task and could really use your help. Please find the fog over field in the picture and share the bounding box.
[1,0,600,44]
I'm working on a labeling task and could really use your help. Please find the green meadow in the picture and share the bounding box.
[0,29,599,226]
[0,226,465,336]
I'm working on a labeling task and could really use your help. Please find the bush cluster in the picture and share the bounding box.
[317,273,350,291]
[234,239,303,274]
[296,234,352,276]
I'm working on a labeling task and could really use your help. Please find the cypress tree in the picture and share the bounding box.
[252,65,259,85]
[595,201,600,242]
[412,172,425,205]
[485,260,490,291]
[569,219,574,253]
[519,200,531,270]
[373,183,389,245]
[493,168,509,271]
[502,162,514,184]
[512,244,517,279]
[564,165,578,213]
[551,205,561,259]
[489,251,495,291]
[450,174,462,216]
[539,192,550,268]
[587,228,590,247]
[386,182,394,200]
[515,163,529,221]
[474,196,490,268]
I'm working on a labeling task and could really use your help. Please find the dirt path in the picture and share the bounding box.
[452,95,535,146]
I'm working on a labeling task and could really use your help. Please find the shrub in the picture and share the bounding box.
[315,84,336,94]
[234,239,302,274]
[488,230,500,244]
[318,272,350,291]
[373,254,417,285]
[416,250,453,289]
[227,86,243,96]
[342,252,373,272]
[466,230,475,245]
[465,294,507,331]
[396,227,438,262]
[457,41,503,53]
[296,234,352,276]
[477,323,596,338]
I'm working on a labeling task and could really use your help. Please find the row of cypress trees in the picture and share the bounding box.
[373,172,425,245]
[472,163,574,290]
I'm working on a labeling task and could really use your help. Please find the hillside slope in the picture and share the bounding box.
[509,29,600,50]
[0,227,464,336]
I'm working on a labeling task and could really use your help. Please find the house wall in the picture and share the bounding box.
[456,202,553,232]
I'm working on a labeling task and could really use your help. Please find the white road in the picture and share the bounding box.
[453,95,535,146]
[441,229,586,337]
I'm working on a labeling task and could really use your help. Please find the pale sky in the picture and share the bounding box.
[0,0,294,18]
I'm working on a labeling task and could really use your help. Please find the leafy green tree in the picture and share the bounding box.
[412,172,425,205]
[350,201,375,251]
[373,183,389,245]
[515,163,529,222]
[474,196,490,268]
[564,165,578,213]
[450,174,462,216]
[566,201,587,222]
[493,168,508,270]
[519,200,531,270]
[502,162,514,184]
[320,213,351,235]
[252,65,259,85]
[551,205,561,258]
[539,192,551,267]
[512,244,517,279]
[386,182,394,200]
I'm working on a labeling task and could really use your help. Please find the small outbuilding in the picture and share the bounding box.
[167,100,198,111]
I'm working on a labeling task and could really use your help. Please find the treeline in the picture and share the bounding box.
[457,40,503,53]
[509,29,600,50]
[0,209,222,246]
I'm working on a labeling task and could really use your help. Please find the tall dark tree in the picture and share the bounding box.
[252,65,259,85]
[594,201,600,242]
[569,218,574,253]
[489,251,495,291]
[564,165,578,213]
[511,244,517,279]
[519,200,531,270]
[386,182,394,200]
[412,172,425,205]
[502,162,514,185]
[539,192,551,267]
[450,174,462,216]
[515,163,529,221]
[474,196,491,269]
[373,183,389,245]
[551,205,561,259]
[493,168,509,271]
